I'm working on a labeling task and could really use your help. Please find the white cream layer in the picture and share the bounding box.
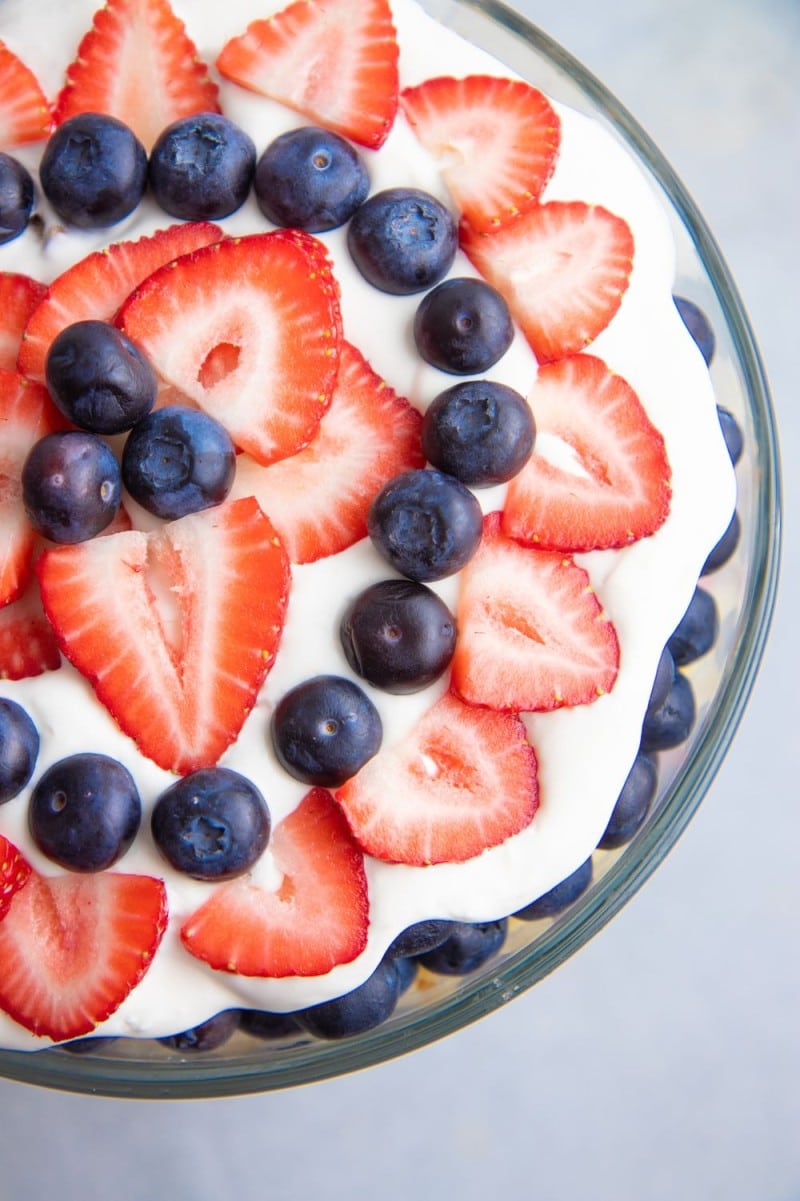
[0,0,736,1048]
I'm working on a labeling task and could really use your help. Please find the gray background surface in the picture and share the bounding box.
[1,2,797,1198]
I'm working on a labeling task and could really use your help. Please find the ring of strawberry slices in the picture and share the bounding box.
[0,0,698,1048]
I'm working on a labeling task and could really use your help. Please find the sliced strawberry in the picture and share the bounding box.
[37,498,291,774]
[233,341,423,563]
[181,788,369,978]
[0,274,46,372]
[0,41,51,147]
[217,0,399,150]
[335,691,538,866]
[0,578,61,680]
[17,222,223,384]
[0,369,63,608]
[118,232,343,466]
[52,0,219,150]
[503,355,671,551]
[0,836,31,920]
[400,75,560,234]
[0,859,167,1042]
[461,201,635,363]
[450,512,619,712]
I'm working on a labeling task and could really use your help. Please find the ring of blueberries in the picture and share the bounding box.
[0,103,740,1053]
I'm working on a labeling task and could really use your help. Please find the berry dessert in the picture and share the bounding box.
[0,0,736,1053]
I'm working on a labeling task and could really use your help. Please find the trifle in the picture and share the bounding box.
[0,0,763,1083]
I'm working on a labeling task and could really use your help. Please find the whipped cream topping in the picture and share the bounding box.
[0,0,736,1048]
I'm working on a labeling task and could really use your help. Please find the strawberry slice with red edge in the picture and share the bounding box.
[17,222,223,383]
[217,0,399,150]
[400,75,560,234]
[503,355,672,551]
[0,850,168,1042]
[118,231,343,466]
[0,836,31,920]
[233,340,424,563]
[37,498,291,775]
[461,201,635,363]
[451,512,620,713]
[181,787,369,978]
[0,41,51,147]
[0,578,61,680]
[0,369,64,608]
[52,0,219,150]
[0,274,46,372]
[335,691,539,866]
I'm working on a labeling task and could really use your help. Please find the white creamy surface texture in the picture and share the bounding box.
[0,0,735,1048]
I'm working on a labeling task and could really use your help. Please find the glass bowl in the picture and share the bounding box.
[0,0,780,1099]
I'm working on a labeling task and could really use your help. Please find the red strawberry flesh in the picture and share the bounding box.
[0,41,51,146]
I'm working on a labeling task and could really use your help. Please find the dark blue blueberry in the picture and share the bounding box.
[60,1036,118,1055]
[39,113,147,229]
[149,112,256,221]
[422,379,534,485]
[367,468,483,582]
[22,430,121,543]
[417,919,507,975]
[646,646,676,718]
[297,958,402,1039]
[239,1009,303,1040]
[673,295,716,365]
[347,187,457,295]
[254,125,369,232]
[121,405,235,519]
[414,277,514,375]
[386,919,455,959]
[0,152,35,244]
[717,405,744,466]
[640,670,696,751]
[28,752,141,872]
[271,674,382,788]
[667,586,719,666]
[340,579,456,693]
[151,767,271,881]
[701,509,741,575]
[514,858,593,920]
[598,753,658,850]
[0,698,39,805]
[394,955,418,996]
[158,1009,241,1052]
[45,319,157,434]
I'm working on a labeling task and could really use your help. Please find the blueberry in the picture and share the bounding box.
[149,112,256,221]
[347,187,457,295]
[667,586,719,666]
[514,858,593,920]
[414,276,514,375]
[340,579,456,693]
[39,113,147,229]
[29,752,141,872]
[22,430,121,543]
[646,645,676,718]
[0,698,39,805]
[368,468,483,582]
[255,125,369,232]
[598,753,658,849]
[717,405,744,466]
[640,670,696,751]
[417,919,507,975]
[158,1009,241,1052]
[121,405,235,519]
[239,1009,303,1040]
[673,295,716,365]
[151,767,271,881]
[0,152,35,244]
[271,675,382,788]
[701,509,741,575]
[394,954,418,995]
[387,920,455,959]
[422,379,535,485]
[45,320,157,434]
[297,958,402,1039]
[60,1036,119,1055]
